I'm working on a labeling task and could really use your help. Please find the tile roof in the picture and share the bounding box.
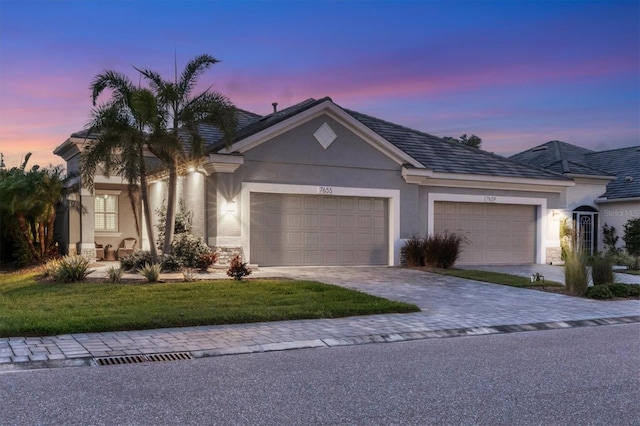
[586,147,640,199]
[206,98,329,153]
[511,141,639,200]
[342,108,566,180]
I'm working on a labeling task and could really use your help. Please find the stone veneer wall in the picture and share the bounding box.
[546,246,563,265]
[214,246,245,266]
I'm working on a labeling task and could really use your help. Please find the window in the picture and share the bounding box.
[95,194,118,232]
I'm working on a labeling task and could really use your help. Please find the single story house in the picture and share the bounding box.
[53,97,637,266]
[511,140,640,257]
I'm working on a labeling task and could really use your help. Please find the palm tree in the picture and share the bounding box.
[82,71,163,260]
[135,54,236,253]
[0,154,78,264]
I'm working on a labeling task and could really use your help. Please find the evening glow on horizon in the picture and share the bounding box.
[0,0,638,169]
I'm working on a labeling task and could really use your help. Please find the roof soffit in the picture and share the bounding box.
[402,166,574,193]
[218,100,424,168]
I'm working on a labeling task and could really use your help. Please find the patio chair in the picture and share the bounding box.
[95,242,105,261]
[117,238,136,259]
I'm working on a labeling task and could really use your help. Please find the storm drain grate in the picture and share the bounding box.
[95,352,193,366]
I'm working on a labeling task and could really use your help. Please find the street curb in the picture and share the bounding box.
[2,315,638,372]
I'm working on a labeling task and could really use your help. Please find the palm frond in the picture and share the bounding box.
[90,70,134,106]
[178,54,219,99]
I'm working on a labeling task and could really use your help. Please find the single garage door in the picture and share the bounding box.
[434,202,536,265]
[251,193,388,266]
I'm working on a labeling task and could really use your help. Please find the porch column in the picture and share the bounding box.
[78,188,96,260]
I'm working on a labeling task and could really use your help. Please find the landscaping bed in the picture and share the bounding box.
[423,268,639,301]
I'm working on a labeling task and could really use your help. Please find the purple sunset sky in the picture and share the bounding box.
[0,0,638,168]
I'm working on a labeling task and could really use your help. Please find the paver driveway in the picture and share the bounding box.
[261,266,640,328]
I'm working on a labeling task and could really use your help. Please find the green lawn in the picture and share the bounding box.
[0,272,419,337]
[429,268,564,288]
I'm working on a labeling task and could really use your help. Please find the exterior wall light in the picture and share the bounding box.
[226,199,236,214]
[187,166,196,173]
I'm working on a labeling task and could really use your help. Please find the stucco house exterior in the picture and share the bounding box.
[54,97,636,267]
[511,141,640,258]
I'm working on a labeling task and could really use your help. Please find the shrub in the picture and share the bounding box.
[602,223,620,255]
[425,233,467,269]
[608,251,640,270]
[627,285,640,297]
[120,251,154,272]
[195,252,218,271]
[54,255,90,283]
[41,258,62,279]
[139,263,161,283]
[608,283,630,298]
[106,265,123,283]
[401,235,424,267]
[171,233,214,268]
[227,255,251,281]
[182,269,198,282]
[560,218,574,261]
[565,250,588,296]
[586,285,613,300]
[160,254,182,272]
[591,255,614,286]
[623,218,640,256]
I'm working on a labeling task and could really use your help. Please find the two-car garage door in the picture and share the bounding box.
[250,193,388,266]
[434,202,536,265]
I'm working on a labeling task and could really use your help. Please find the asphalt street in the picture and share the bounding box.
[1,323,638,425]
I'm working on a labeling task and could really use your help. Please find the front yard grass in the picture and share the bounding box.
[428,268,564,288]
[0,272,419,337]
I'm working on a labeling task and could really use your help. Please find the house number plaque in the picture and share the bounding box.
[484,196,497,203]
[318,186,334,194]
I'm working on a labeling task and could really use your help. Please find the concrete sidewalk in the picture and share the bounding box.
[1,266,638,369]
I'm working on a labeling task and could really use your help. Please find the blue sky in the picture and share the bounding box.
[0,0,638,168]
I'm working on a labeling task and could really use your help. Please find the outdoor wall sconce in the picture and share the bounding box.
[226,199,237,214]
[187,166,196,173]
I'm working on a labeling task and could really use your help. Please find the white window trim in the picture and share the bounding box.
[94,191,121,233]
[427,193,547,264]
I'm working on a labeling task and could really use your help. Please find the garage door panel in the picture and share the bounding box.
[434,201,535,265]
[251,193,388,266]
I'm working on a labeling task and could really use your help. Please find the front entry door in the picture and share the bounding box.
[575,212,597,255]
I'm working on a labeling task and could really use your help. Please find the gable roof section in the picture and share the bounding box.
[512,140,638,200]
[210,97,423,168]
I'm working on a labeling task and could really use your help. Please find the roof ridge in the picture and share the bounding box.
[585,145,640,155]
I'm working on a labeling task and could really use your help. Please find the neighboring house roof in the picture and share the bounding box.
[511,140,639,200]
[586,146,640,199]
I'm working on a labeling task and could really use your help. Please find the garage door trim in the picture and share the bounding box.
[241,182,401,265]
[427,193,547,264]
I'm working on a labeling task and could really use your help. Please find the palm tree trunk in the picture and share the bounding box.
[139,153,157,260]
[37,222,46,258]
[163,158,177,254]
[16,214,40,261]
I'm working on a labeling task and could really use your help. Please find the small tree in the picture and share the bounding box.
[443,134,482,149]
[602,223,620,255]
[623,218,640,256]
[559,218,574,261]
